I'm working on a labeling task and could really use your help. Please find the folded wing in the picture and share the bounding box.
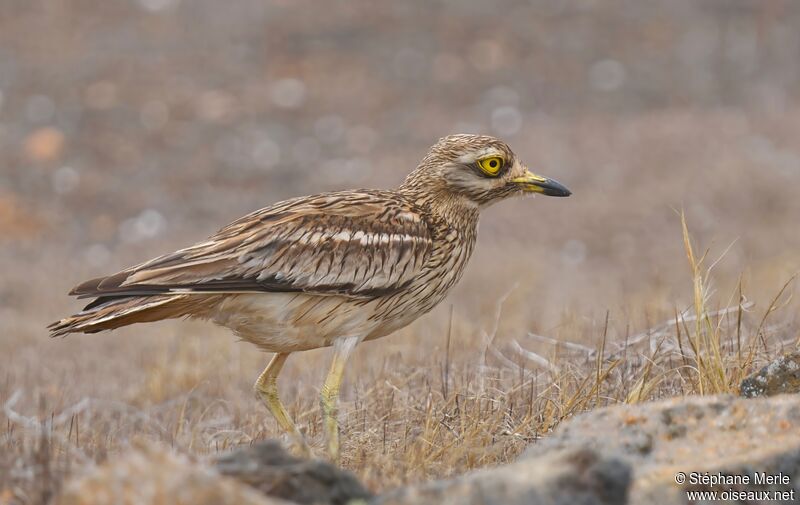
[71,191,433,301]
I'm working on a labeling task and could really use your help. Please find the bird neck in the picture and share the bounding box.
[398,183,480,233]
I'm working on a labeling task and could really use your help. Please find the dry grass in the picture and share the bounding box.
[2,217,798,502]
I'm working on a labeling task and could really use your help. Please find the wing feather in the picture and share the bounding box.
[70,191,433,299]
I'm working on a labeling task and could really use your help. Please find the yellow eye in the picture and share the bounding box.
[477,157,504,176]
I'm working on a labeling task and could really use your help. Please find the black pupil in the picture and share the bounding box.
[489,160,497,168]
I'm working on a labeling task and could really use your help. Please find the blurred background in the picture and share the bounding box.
[2,0,800,493]
[3,0,800,321]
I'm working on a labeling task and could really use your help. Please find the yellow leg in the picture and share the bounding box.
[254,353,310,457]
[320,336,360,463]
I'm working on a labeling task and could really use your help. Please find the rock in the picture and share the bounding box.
[372,448,631,505]
[215,441,372,505]
[57,396,800,505]
[524,395,800,505]
[740,351,800,397]
[58,443,291,505]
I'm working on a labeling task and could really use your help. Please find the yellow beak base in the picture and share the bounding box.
[511,170,571,197]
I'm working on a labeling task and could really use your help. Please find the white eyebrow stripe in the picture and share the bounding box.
[458,147,502,164]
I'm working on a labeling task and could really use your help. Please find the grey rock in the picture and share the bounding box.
[215,441,372,505]
[741,351,800,397]
[524,395,800,504]
[372,448,631,505]
[59,443,291,505]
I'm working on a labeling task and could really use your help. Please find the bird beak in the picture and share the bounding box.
[511,169,572,197]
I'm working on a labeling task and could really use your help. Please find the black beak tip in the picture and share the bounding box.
[542,180,572,197]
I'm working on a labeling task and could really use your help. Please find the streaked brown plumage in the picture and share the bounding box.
[49,134,570,460]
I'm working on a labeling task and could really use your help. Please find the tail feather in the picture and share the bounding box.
[48,294,201,337]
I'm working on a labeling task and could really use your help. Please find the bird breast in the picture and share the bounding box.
[367,218,479,331]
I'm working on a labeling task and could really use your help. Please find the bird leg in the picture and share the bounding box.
[320,335,360,463]
[254,352,311,457]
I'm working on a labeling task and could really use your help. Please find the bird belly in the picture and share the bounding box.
[206,293,381,353]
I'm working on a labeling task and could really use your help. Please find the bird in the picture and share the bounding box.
[49,134,571,461]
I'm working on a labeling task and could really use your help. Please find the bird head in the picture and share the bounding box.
[401,134,571,208]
